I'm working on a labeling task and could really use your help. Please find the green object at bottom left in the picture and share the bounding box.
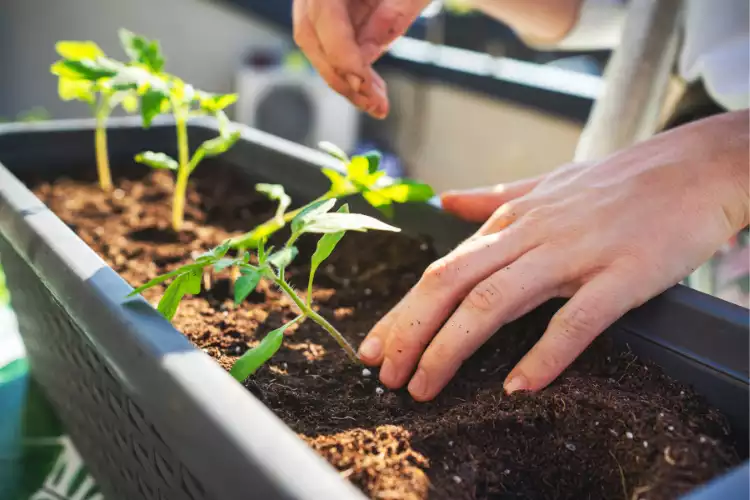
[1,294,102,499]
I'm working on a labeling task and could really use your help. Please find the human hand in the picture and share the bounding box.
[292,0,429,119]
[357,111,750,400]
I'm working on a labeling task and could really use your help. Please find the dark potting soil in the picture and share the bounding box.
[25,164,739,500]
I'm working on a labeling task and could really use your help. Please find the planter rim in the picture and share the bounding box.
[0,118,747,500]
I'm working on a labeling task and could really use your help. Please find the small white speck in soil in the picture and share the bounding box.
[668,426,675,432]
[699,436,707,443]
[375,387,384,395]
[364,288,372,296]
[643,441,649,448]
[680,391,685,396]
[594,421,599,426]
[626,432,634,439]
[362,368,372,377]
[448,441,454,447]
[420,243,429,251]
[504,469,511,475]
[480,368,486,373]
[565,443,576,451]
[452,476,462,484]
[609,429,618,437]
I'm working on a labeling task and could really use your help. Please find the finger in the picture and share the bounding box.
[357,286,414,365]
[308,0,368,91]
[372,226,540,388]
[293,6,373,110]
[504,264,652,394]
[357,0,430,59]
[407,246,575,401]
[441,176,543,223]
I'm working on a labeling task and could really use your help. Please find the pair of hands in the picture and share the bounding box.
[293,0,750,401]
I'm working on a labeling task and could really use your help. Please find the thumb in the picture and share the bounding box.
[441,177,543,223]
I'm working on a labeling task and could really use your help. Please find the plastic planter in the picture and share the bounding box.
[0,118,747,500]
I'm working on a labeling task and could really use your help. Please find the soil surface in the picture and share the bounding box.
[24,164,740,500]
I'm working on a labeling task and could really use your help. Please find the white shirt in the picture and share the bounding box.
[554,0,749,111]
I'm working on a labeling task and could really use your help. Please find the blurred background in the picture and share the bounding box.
[0,0,607,193]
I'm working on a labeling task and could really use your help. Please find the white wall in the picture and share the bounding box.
[384,73,583,191]
[0,0,284,118]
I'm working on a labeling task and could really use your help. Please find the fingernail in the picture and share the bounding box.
[346,74,362,93]
[408,368,428,398]
[379,358,399,387]
[358,337,382,361]
[504,374,529,394]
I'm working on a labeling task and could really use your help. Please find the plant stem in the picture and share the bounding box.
[173,113,190,231]
[94,100,113,192]
[274,277,360,364]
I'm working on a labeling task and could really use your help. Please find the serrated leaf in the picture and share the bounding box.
[268,247,298,269]
[319,141,349,162]
[157,269,202,321]
[57,77,95,103]
[372,180,434,203]
[119,29,165,72]
[321,168,353,196]
[56,41,105,60]
[291,198,337,234]
[362,151,382,174]
[127,263,206,297]
[196,240,232,263]
[256,183,291,224]
[229,318,301,381]
[302,212,400,234]
[135,151,178,170]
[234,268,262,304]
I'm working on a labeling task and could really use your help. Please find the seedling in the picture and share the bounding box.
[49,30,166,191]
[132,64,239,231]
[128,190,400,380]
[228,142,434,249]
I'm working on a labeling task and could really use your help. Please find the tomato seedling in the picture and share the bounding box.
[228,142,433,249]
[50,34,151,192]
[128,191,400,380]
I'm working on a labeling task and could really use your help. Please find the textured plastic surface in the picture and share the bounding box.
[0,118,747,500]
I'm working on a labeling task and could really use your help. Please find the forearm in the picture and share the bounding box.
[467,0,583,44]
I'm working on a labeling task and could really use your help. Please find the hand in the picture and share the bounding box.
[357,111,749,400]
[292,0,429,118]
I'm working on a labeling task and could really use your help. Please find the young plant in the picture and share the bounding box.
[228,142,434,249]
[127,191,400,380]
[49,30,164,192]
[132,69,240,232]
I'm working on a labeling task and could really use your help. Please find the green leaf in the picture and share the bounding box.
[55,59,118,81]
[127,267,189,296]
[362,151,382,174]
[308,205,348,295]
[57,77,95,103]
[196,240,232,263]
[119,29,165,72]
[140,88,168,128]
[198,92,238,113]
[256,183,291,224]
[55,41,104,60]
[135,151,178,170]
[199,131,241,157]
[268,247,298,269]
[290,198,337,234]
[347,156,370,181]
[229,318,301,381]
[213,258,236,272]
[321,168,353,197]
[302,212,400,234]
[318,141,349,162]
[157,269,202,321]
[234,268,262,304]
[372,180,435,203]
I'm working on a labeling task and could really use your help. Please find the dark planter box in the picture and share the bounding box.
[0,118,747,500]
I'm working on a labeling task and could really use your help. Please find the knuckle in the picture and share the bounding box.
[421,257,454,287]
[552,304,599,342]
[386,325,425,358]
[465,279,503,312]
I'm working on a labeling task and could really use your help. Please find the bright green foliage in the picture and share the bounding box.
[128,194,402,380]
[130,65,240,231]
[0,263,9,307]
[229,143,434,248]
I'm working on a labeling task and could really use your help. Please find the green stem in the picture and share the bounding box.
[173,112,190,231]
[274,277,360,364]
[94,99,113,192]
